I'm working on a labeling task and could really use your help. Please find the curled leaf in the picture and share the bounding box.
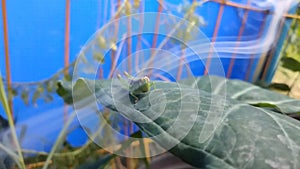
[21,90,29,105]
[93,53,104,63]
[97,35,106,49]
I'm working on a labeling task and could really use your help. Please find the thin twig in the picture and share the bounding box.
[0,74,26,169]
[42,110,77,169]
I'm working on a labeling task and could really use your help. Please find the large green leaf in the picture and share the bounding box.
[180,76,300,114]
[58,78,300,169]
[281,57,300,72]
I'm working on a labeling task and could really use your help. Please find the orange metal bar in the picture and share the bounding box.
[98,66,103,78]
[127,9,134,163]
[64,0,71,123]
[210,0,269,13]
[96,1,105,79]
[127,10,132,74]
[147,0,162,77]
[152,0,162,50]
[210,1,300,19]
[226,0,252,78]
[260,5,292,80]
[261,21,284,80]
[177,0,196,80]
[64,0,70,74]
[244,13,267,81]
[126,2,134,144]
[135,8,144,73]
[209,0,298,80]
[2,0,13,115]
[108,0,121,78]
[204,2,225,75]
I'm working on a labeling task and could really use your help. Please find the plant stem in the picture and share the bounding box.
[0,143,20,165]
[42,110,77,169]
[0,74,26,169]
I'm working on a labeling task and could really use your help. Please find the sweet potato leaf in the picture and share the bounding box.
[180,76,300,114]
[57,78,300,169]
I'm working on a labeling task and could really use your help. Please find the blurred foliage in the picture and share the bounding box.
[280,14,300,79]
[0,114,9,131]
[283,19,300,64]
[281,57,300,72]
[60,76,300,169]
[2,62,75,109]
[24,140,108,169]
[269,8,300,95]
[281,9,300,71]
[267,82,291,91]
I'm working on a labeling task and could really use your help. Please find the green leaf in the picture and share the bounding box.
[56,81,73,104]
[58,78,300,169]
[46,81,55,92]
[32,85,44,104]
[21,90,29,105]
[249,103,281,113]
[180,76,300,114]
[64,74,72,81]
[268,83,291,92]
[56,79,113,105]
[8,88,18,97]
[281,57,300,72]
[93,53,105,63]
[0,114,9,131]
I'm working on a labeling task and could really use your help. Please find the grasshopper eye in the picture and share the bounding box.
[143,76,150,83]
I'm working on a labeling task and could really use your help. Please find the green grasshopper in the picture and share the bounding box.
[117,71,155,103]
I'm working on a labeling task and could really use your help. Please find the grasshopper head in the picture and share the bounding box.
[130,76,151,94]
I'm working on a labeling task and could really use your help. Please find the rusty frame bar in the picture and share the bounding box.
[244,13,268,81]
[226,0,252,78]
[260,2,295,81]
[2,0,13,115]
[211,0,300,19]
[204,1,225,75]
[210,0,270,13]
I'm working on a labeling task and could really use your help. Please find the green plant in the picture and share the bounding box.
[57,75,300,169]
[0,71,26,169]
[271,8,300,97]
